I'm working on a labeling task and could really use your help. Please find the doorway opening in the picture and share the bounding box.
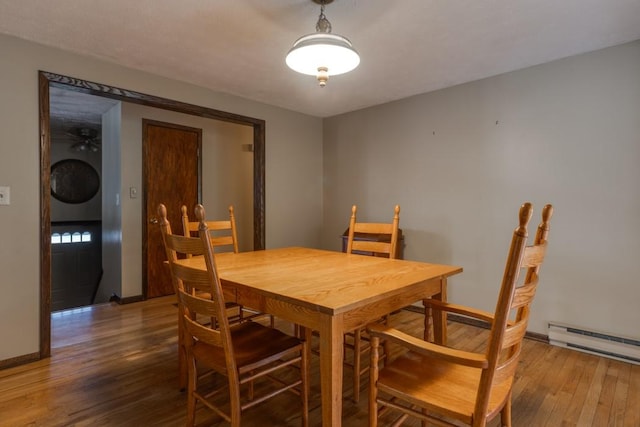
[50,88,119,311]
[39,71,266,359]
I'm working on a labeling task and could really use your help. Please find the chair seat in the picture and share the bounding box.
[378,351,512,424]
[193,321,303,374]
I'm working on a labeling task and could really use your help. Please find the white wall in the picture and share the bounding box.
[0,34,323,361]
[323,40,640,338]
[98,104,122,304]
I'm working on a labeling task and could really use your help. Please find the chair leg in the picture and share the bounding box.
[353,329,362,403]
[186,357,197,427]
[229,379,242,427]
[211,315,218,329]
[369,336,380,427]
[501,393,512,427]
[177,315,187,390]
[303,327,313,361]
[300,339,310,427]
[179,343,187,391]
[248,370,255,401]
[382,315,390,366]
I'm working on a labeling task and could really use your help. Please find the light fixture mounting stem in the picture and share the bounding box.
[316,3,332,33]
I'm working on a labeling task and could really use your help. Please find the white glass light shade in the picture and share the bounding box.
[286,33,360,76]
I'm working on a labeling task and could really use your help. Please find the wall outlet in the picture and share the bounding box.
[0,186,10,205]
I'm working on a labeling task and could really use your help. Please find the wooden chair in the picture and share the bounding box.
[367,202,553,427]
[160,205,242,390]
[181,204,238,254]
[181,204,273,326]
[162,204,309,427]
[346,204,401,259]
[344,204,400,403]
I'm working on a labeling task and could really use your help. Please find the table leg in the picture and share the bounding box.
[319,314,344,426]
[424,278,447,345]
[424,300,433,342]
[429,277,448,345]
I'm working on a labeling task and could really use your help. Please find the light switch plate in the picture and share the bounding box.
[0,186,10,205]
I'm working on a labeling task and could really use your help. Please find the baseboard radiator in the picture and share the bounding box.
[548,322,640,365]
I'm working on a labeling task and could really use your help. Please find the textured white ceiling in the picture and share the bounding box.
[1,0,640,117]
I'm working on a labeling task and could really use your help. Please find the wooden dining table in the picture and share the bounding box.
[175,246,462,426]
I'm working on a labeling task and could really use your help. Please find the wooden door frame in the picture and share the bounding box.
[38,71,266,359]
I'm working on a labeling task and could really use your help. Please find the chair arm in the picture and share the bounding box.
[367,323,488,369]
[424,299,495,324]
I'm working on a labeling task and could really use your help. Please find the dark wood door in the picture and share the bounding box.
[143,120,201,298]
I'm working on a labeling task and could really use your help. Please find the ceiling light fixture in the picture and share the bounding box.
[286,0,360,87]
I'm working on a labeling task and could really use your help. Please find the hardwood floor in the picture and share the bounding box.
[1,296,638,426]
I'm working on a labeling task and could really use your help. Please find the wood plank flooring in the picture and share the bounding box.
[0,296,638,426]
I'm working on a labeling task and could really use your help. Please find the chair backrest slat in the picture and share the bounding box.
[521,243,547,268]
[492,347,522,385]
[501,319,529,350]
[350,240,392,255]
[353,222,394,234]
[510,278,538,309]
[180,291,224,347]
[163,233,205,258]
